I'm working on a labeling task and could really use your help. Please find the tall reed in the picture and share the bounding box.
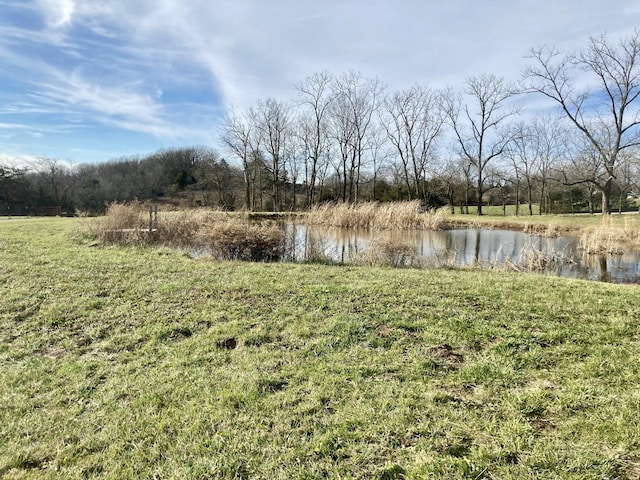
[502,242,575,273]
[88,202,285,261]
[90,202,150,245]
[307,201,448,230]
[578,215,640,254]
[356,237,417,267]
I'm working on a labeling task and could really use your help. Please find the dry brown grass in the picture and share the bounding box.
[356,237,418,267]
[88,202,285,261]
[307,201,448,230]
[503,242,575,273]
[89,202,151,245]
[451,212,640,245]
[355,233,462,269]
[521,222,564,238]
[579,216,640,254]
[453,218,568,238]
[198,220,285,261]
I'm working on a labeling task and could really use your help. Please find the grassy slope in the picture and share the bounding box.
[1,219,640,479]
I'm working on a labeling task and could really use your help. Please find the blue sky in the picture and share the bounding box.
[1,0,639,167]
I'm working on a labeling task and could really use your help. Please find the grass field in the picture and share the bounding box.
[2,218,640,479]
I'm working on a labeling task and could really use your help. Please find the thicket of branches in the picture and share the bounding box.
[2,30,640,216]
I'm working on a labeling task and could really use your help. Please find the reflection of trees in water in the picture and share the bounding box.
[573,251,640,283]
[599,256,609,283]
[282,222,640,283]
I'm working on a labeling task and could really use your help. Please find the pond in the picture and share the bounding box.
[282,224,640,284]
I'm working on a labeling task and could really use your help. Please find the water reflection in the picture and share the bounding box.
[283,224,640,284]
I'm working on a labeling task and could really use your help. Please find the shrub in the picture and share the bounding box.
[199,220,285,261]
[356,237,417,267]
[90,202,149,245]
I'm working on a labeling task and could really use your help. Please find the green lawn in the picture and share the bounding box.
[1,218,640,479]
[458,203,639,216]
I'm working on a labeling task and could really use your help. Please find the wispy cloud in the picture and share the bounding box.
[36,0,75,28]
[70,0,637,107]
[1,0,639,164]
[39,71,178,136]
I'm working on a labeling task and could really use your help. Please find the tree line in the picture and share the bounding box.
[0,147,240,215]
[2,30,640,216]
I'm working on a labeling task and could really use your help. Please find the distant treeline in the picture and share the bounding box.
[0,146,239,215]
[0,143,636,216]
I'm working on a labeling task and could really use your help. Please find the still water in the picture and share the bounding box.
[283,224,640,284]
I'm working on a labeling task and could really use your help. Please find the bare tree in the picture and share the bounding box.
[382,84,445,205]
[506,115,568,215]
[438,157,466,214]
[33,157,76,212]
[561,137,611,213]
[486,164,514,215]
[191,148,239,209]
[284,120,306,210]
[329,87,357,202]
[364,124,392,201]
[221,109,261,211]
[295,71,334,208]
[524,29,640,214]
[329,71,384,203]
[444,74,519,215]
[460,158,474,214]
[0,161,30,215]
[252,98,292,212]
[617,148,640,211]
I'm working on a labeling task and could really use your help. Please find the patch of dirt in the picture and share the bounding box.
[258,378,288,394]
[12,303,42,323]
[244,334,281,347]
[124,337,148,351]
[461,297,485,311]
[530,418,555,432]
[43,346,66,359]
[428,343,464,366]
[0,455,50,475]
[75,336,93,348]
[216,337,238,350]
[376,325,394,337]
[168,328,192,341]
[194,320,212,331]
[617,453,640,480]
[626,464,640,480]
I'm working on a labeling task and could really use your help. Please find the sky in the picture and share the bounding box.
[1,0,639,168]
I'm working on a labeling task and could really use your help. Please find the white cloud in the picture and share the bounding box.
[3,0,640,163]
[0,152,39,170]
[23,0,640,110]
[0,122,32,130]
[66,0,637,107]
[41,72,199,139]
[36,0,76,28]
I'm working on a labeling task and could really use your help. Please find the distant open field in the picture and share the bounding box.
[1,218,640,479]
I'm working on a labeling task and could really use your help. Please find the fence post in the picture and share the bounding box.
[149,204,158,231]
